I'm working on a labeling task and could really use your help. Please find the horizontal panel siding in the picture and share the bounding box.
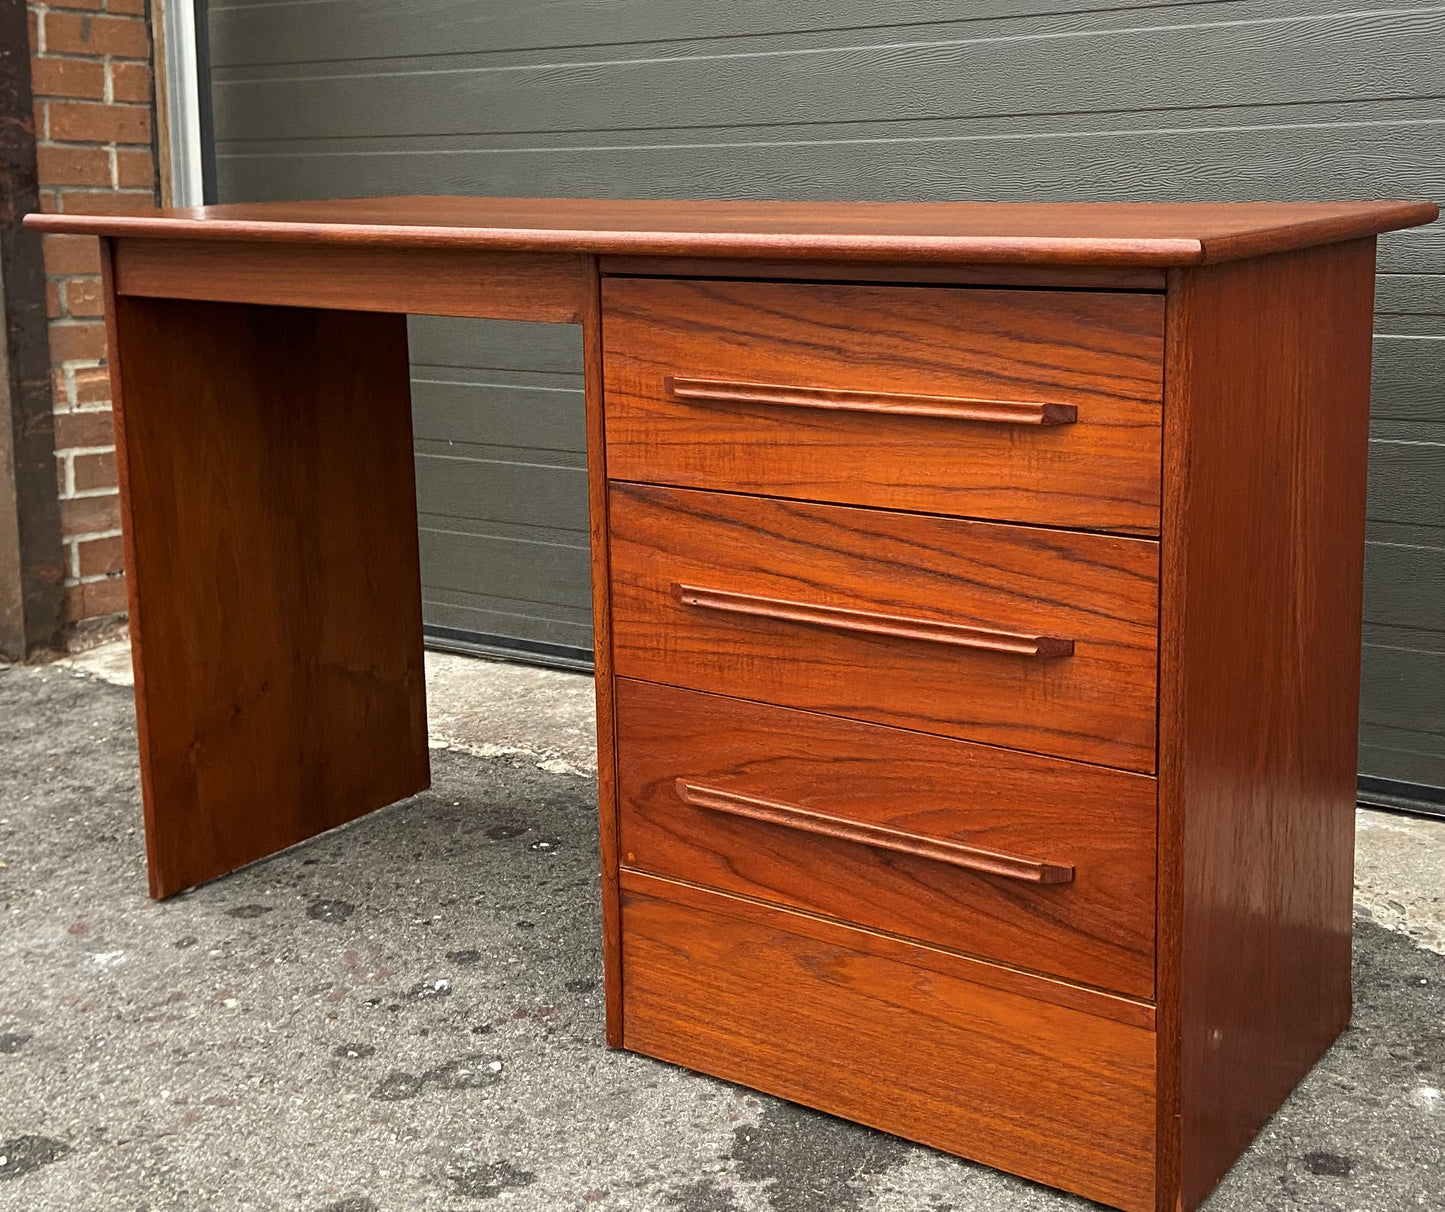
[1366,271,1445,789]
[408,312,589,655]
[413,374,585,454]
[209,0,1228,63]
[212,0,1445,786]
[212,10,1445,141]
[1364,541,1445,635]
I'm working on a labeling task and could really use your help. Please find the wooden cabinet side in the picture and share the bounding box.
[1157,239,1377,1210]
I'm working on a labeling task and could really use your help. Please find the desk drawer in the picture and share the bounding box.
[617,680,1156,998]
[602,276,1164,533]
[608,483,1159,772]
[622,872,1158,1212]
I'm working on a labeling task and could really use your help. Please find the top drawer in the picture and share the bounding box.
[602,277,1165,533]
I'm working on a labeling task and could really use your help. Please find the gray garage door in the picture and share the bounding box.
[206,0,1444,812]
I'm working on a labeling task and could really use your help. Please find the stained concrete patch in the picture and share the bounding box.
[333,1044,375,1060]
[370,1052,505,1102]
[729,1102,910,1212]
[0,1136,71,1181]
[408,977,453,1000]
[664,1175,747,1212]
[448,1158,537,1198]
[307,899,355,924]
[0,1034,30,1055]
[226,903,274,919]
[1303,1151,1353,1177]
[2,662,1444,1211]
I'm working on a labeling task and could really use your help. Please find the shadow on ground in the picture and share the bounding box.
[1,665,1441,1211]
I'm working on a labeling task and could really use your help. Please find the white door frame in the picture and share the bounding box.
[153,0,206,206]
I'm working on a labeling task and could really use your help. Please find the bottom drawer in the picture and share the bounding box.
[622,871,1158,1212]
[616,679,1156,997]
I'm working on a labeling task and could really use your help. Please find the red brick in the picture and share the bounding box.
[76,534,126,578]
[42,233,102,276]
[36,144,110,186]
[57,189,154,215]
[109,62,151,103]
[51,366,72,405]
[43,13,150,60]
[48,321,108,362]
[30,57,105,101]
[46,0,107,11]
[46,279,63,318]
[74,364,111,404]
[37,189,60,213]
[115,147,154,189]
[47,100,150,145]
[87,575,129,617]
[33,100,47,139]
[73,450,117,493]
[64,575,128,622]
[62,277,105,317]
[53,408,115,450]
[56,456,68,495]
[106,0,147,13]
[61,491,120,536]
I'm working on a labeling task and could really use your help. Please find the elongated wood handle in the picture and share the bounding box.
[676,780,1074,885]
[665,376,1078,426]
[670,584,1074,658]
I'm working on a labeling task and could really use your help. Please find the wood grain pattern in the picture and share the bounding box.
[25,196,1438,267]
[616,680,1157,997]
[581,258,624,1047]
[621,871,1158,1212]
[104,280,430,897]
[111,237,587,322]
[609,484,1160,772]
[1157,239,1377,1209]
[672,779,1076,885]
[599,256,1167,290]
[603,277,1164,532]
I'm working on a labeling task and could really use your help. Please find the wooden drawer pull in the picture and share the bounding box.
[671,584,1075,658]
[675,780,1075,885]
[665,376,1078,426]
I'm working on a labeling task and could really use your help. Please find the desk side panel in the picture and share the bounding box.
[1158,239,1375,1209]
[104,256,430,896]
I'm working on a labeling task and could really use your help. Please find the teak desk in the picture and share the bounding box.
[27,198,1438,1212]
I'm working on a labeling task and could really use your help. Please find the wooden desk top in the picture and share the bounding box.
[27,196,1437,267]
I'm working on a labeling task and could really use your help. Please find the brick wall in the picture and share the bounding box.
[27,0,156,627]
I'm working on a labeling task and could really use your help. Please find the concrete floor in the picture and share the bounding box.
[1,642,1441,1211]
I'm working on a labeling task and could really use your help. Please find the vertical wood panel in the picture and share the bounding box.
[582,256,623,1045]
[106,268,430,896]
[1159,239,1376,1207]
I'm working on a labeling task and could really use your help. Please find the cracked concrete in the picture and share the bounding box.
[3,641,1443,1211]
